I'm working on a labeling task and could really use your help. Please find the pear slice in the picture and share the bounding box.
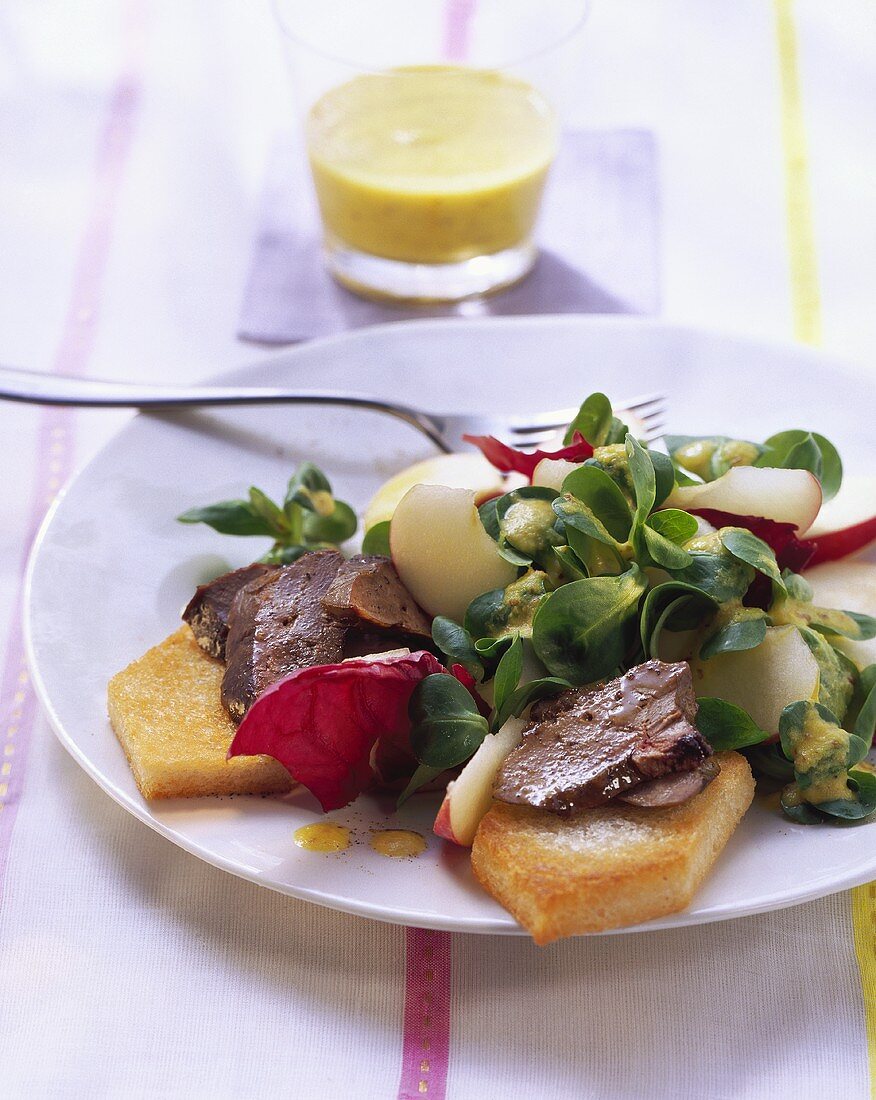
[433,718,526,847]
[390,484,517,622]
[363,452,513,531]
[532,458,582,491]
[690,625,819,736]
[667,467,822,534]
[806,561,876,669]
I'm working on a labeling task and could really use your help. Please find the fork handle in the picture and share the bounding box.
[0,366,451,452]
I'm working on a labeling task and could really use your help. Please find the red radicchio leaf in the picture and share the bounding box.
[804,514,876,567]
[463,432,594,480]
[228,652,488,812]
[228,651,445,811]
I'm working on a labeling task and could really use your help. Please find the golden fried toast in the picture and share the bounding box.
[471,750,754,944]
[107,626,293,800]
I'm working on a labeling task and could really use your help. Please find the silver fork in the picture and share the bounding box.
[0,366,665,452]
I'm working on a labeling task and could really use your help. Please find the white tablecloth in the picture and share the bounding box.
[2,1,875,1096]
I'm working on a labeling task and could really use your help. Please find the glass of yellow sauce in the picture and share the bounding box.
[275,1,589,303]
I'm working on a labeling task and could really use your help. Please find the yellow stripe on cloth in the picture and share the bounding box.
[853,886,876,1097]
[775,1,876,1091]
[774,0,821,344]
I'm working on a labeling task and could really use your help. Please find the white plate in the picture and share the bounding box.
[25,316,876,935]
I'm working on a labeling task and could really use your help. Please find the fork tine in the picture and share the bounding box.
[507,393,666,436]
[507,411,579,435]
[504,429,568,448]
[645,422,666,442]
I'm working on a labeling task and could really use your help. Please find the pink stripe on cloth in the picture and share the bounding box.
[0,0,146,894]
[443,0,476,62]
[397,928,453,1100]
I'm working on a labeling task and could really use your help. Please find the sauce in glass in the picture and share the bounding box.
[306,65,557,265]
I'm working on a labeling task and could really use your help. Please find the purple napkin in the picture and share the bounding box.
[238,129,660,344]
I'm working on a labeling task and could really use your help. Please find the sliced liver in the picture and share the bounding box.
[222,550,348,721]
[493,660,712,814]
[618,758,720,807]
[182,562,278,659]
[322,555,432,637]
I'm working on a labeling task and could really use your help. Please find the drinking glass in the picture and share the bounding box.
[275,0,590,303]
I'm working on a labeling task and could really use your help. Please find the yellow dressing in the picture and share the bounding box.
[502,499,558,558]
[793,709,856,805]
[370,829,427,858]
[672,440,716,480]
[294,823,352,853]
[307,66,557,264]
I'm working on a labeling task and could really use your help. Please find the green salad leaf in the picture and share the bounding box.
[303,500,357,544]
[492,635,524,720]
[532,565,647,684]
[626,434,656,530]
[848,665,876,749]
[496,486,562,562]
[396,764,445,808]
[746,743,795,782]
[719,529,786,593]
[361,520,391,556]
[756,429,842,501]
[560,465,632,542]
[478,497,532,566]
[179,462,358,561]
[431,616,484,681]
[650,450,677,508]
[260,544,311,565]
[699,615,768,660]
[408,674,489,769]
[491,675,572,732]
[641,522,692,570]
[177,499,278,538]
[778,700,873,822]
[799,628,855,724]
[285,462,332,512]
[553,495,627,559]
[563,392,612,446]
[551,544,589,581]
[646,508,699,546]
[667,548,753,603]
[639,580,716,660]
[563,392,629,447]
[695,698,770,750]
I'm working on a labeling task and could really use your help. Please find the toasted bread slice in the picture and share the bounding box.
[108,626,293,800]
[471,750,754,943]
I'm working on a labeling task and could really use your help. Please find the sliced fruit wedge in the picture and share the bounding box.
[363,452,511,531]
[390,484,517,622]
[689,625,820,738]
[667,467,822,534]
[433,718,526,847]
[806,560,876,669]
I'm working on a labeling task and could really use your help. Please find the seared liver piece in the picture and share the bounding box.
[618,758,720,807]
[493,660,712,814]
[222,550,348,721]
[182,562,278,659]
[322,555,432,638]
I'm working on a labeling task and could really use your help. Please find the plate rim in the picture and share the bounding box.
[23,314,876,936]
